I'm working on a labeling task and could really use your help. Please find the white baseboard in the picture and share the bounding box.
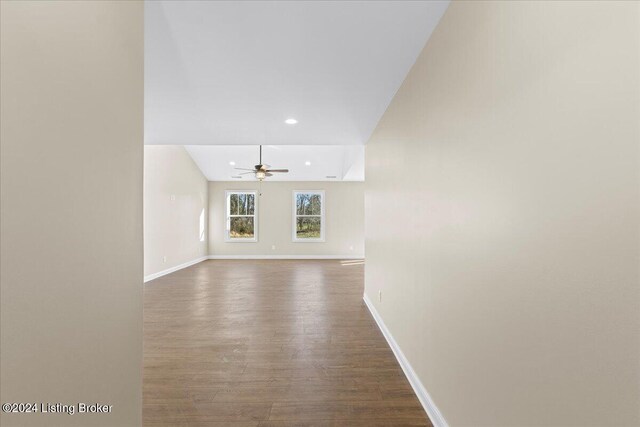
[144,256,208,283]
[363,293,449,427]
[208,254,364,260]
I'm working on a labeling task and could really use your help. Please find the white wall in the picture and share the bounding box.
[144,145,208,279]
[1,2,143,426]
[209,181,364,257]
[365,1,639,426]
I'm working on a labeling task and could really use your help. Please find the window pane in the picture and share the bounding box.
[230,194,238,215]
[310,194,321,215]
[246,193,255,215]
[230,216,254,238]
[296,216,321,239]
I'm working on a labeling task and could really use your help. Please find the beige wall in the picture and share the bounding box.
[1,2,143,426]
[365,2,639,426]
[144,146,208,278]
[209,181,364,257]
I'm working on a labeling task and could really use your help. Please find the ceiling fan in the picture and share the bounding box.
[235,145,289,181]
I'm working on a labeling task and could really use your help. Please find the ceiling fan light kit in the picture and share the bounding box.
[236,145,289,181]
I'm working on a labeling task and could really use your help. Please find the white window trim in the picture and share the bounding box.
[225,190,258,243]
[292,190,325,243]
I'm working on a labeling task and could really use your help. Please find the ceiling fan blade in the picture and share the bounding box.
[235,167,255,171]
[265,172,273,177]
[238,171,255,175]
[266,169,289,173]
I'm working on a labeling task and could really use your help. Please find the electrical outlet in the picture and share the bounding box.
[349,245,354,251]
[271,245,276,250]
[163,256,167,263]
[378,290,382,302]
[170,195,176,202]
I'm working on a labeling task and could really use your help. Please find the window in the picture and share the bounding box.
[293,190,325,242]
[226,191,257,242]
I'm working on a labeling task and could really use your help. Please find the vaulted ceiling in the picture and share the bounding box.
[145,1,448,180]
[145,1,449,147]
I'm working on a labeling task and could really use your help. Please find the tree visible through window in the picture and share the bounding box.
[293,191,324,241]
[226,191,257,241]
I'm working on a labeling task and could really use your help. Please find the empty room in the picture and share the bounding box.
[1,1,639,427]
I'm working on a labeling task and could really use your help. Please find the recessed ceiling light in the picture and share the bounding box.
[231,176,242,179]
[285,118,298,125]
[229,161,236,166]
[326,175,337,179]
[305,161,311,166]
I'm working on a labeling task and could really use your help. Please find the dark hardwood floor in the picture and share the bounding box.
[143,259,430,426]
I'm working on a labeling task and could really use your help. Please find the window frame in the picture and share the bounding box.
[292,190,325,243]
[225,190,258,243]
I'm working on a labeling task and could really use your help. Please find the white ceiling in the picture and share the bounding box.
[145,1,449,146]
[185,145,364,182]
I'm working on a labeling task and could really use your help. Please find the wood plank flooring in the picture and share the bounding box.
[143,259,430,426]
